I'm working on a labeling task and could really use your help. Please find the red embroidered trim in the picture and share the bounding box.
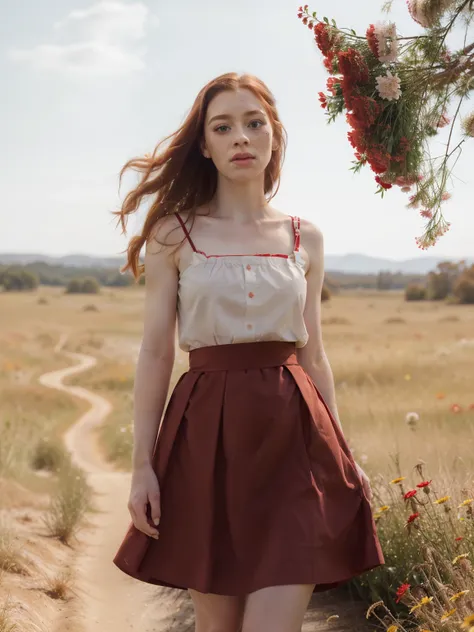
[175,213,300,257]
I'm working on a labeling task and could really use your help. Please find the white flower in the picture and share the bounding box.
[374,22,398,63]
[407,0,456,28]
[405,412,419,426]
[375,70,402,101]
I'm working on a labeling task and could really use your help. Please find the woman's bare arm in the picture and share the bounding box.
[132,214,180,471]
[127,214,181,538]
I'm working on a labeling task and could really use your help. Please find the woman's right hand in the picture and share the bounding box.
[128,464,161,539]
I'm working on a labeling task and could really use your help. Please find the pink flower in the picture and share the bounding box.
[441,192,451,201]
[375,70,402,101]
[420,209,433,218]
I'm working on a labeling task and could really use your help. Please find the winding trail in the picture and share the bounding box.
[38,334,372,632]
[38,335,180,632]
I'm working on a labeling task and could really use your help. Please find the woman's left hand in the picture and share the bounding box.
[355,462,372,501]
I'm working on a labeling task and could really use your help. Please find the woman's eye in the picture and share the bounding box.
[249,119,264,128]
[215,125,229,133]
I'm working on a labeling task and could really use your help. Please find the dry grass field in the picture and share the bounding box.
[1,284,474,631]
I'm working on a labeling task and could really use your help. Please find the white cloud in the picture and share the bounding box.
[8,1,157,76]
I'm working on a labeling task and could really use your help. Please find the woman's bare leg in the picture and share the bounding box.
[188,588,246,632]
[241,584,315,632]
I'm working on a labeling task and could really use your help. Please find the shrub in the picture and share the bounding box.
[453,265,474,304]
[405,284,426,301]
[42,462,92,544]
[321,284,331,302]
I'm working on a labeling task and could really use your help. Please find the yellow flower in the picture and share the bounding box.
[404,373,412,380]
[378,505,390,512]
[461,614,474,628]
[390,477,406,484]
[459,499,474,507]
[450,590,470,602]
[409,596,434,613]
[434,495,450,504]
[440,608,456,621]
[387,626,398,632]
[326,615,340,622]
[453,553,470,565]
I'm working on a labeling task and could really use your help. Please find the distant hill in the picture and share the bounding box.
[0,252,472,275]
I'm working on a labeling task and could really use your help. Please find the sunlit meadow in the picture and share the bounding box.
[1,284,474,630]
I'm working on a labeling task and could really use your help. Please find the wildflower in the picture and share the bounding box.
[409,596,434,613]
[417,480,432,488]
[434,496,450,504]
[437,113,451,128]
[377,505,390,512]
[405,412,419,427]
[365,600,384,619]
[450,590,470,602]
[406,512,420,524]
[387,626,398,632]
[451,404,462,413]
[395,584,410,603]
[390,477,406,484]
[459,499,473,508]
[375,70,402,101]
[461,111,474,138]
[440,608,457,621]
[461,614,474,628]
[404,373,411,381]
[420,209,433,219]
[441,192,451,201]
[404,490,418,500]
[436,392,446,399]
[456,536,464,541]
[453,553,470,565]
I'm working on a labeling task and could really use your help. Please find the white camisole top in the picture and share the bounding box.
[175,213,309,353]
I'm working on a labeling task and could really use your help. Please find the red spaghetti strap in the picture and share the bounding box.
[291,216,301,252]
[175,213,198,253]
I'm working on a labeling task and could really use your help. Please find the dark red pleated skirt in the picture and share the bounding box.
[113,341,385,596]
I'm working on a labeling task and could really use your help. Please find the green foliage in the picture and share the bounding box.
[453,264,474,304]
[0,266,39,291]
[405,283,426,301]
[321,284,331,301]
[65,276,100,294]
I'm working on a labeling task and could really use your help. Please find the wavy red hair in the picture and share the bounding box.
[113,72,288,280]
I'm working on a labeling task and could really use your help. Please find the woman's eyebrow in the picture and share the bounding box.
[207,109,265,125]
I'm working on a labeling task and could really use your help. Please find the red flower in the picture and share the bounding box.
[297,12,303,18]
[451,404,462,413]
[395,582,411,603]
[375,175,392,190]
[337,48,369,85]
[314,22,338,57]
[416,480,432,488]
[366,24,379,58]
[404,489,417,499]
[318,92,328,109]
[455,536,464,541]
[406,512,420,524]
[348,95,381,129]
[302,17,308,25]
[326,77,340,95]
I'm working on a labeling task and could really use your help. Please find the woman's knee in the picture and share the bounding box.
[188,588,246,632]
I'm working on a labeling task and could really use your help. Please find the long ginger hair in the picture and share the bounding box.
[113,72,288,280]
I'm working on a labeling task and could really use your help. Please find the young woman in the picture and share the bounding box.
[112,72,384,632]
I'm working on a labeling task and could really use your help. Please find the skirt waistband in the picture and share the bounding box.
[188,341,299,372]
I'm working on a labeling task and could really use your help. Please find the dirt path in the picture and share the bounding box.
[39,334,372,632]
[39,335,181,632]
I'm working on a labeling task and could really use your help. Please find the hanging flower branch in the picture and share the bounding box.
[298,0,474,249]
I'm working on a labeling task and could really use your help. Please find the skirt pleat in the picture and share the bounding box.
[113,341,384,595]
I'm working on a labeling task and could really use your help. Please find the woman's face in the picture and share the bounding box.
[201,88,278,182]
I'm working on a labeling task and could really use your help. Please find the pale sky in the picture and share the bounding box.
[1,0,473,260]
